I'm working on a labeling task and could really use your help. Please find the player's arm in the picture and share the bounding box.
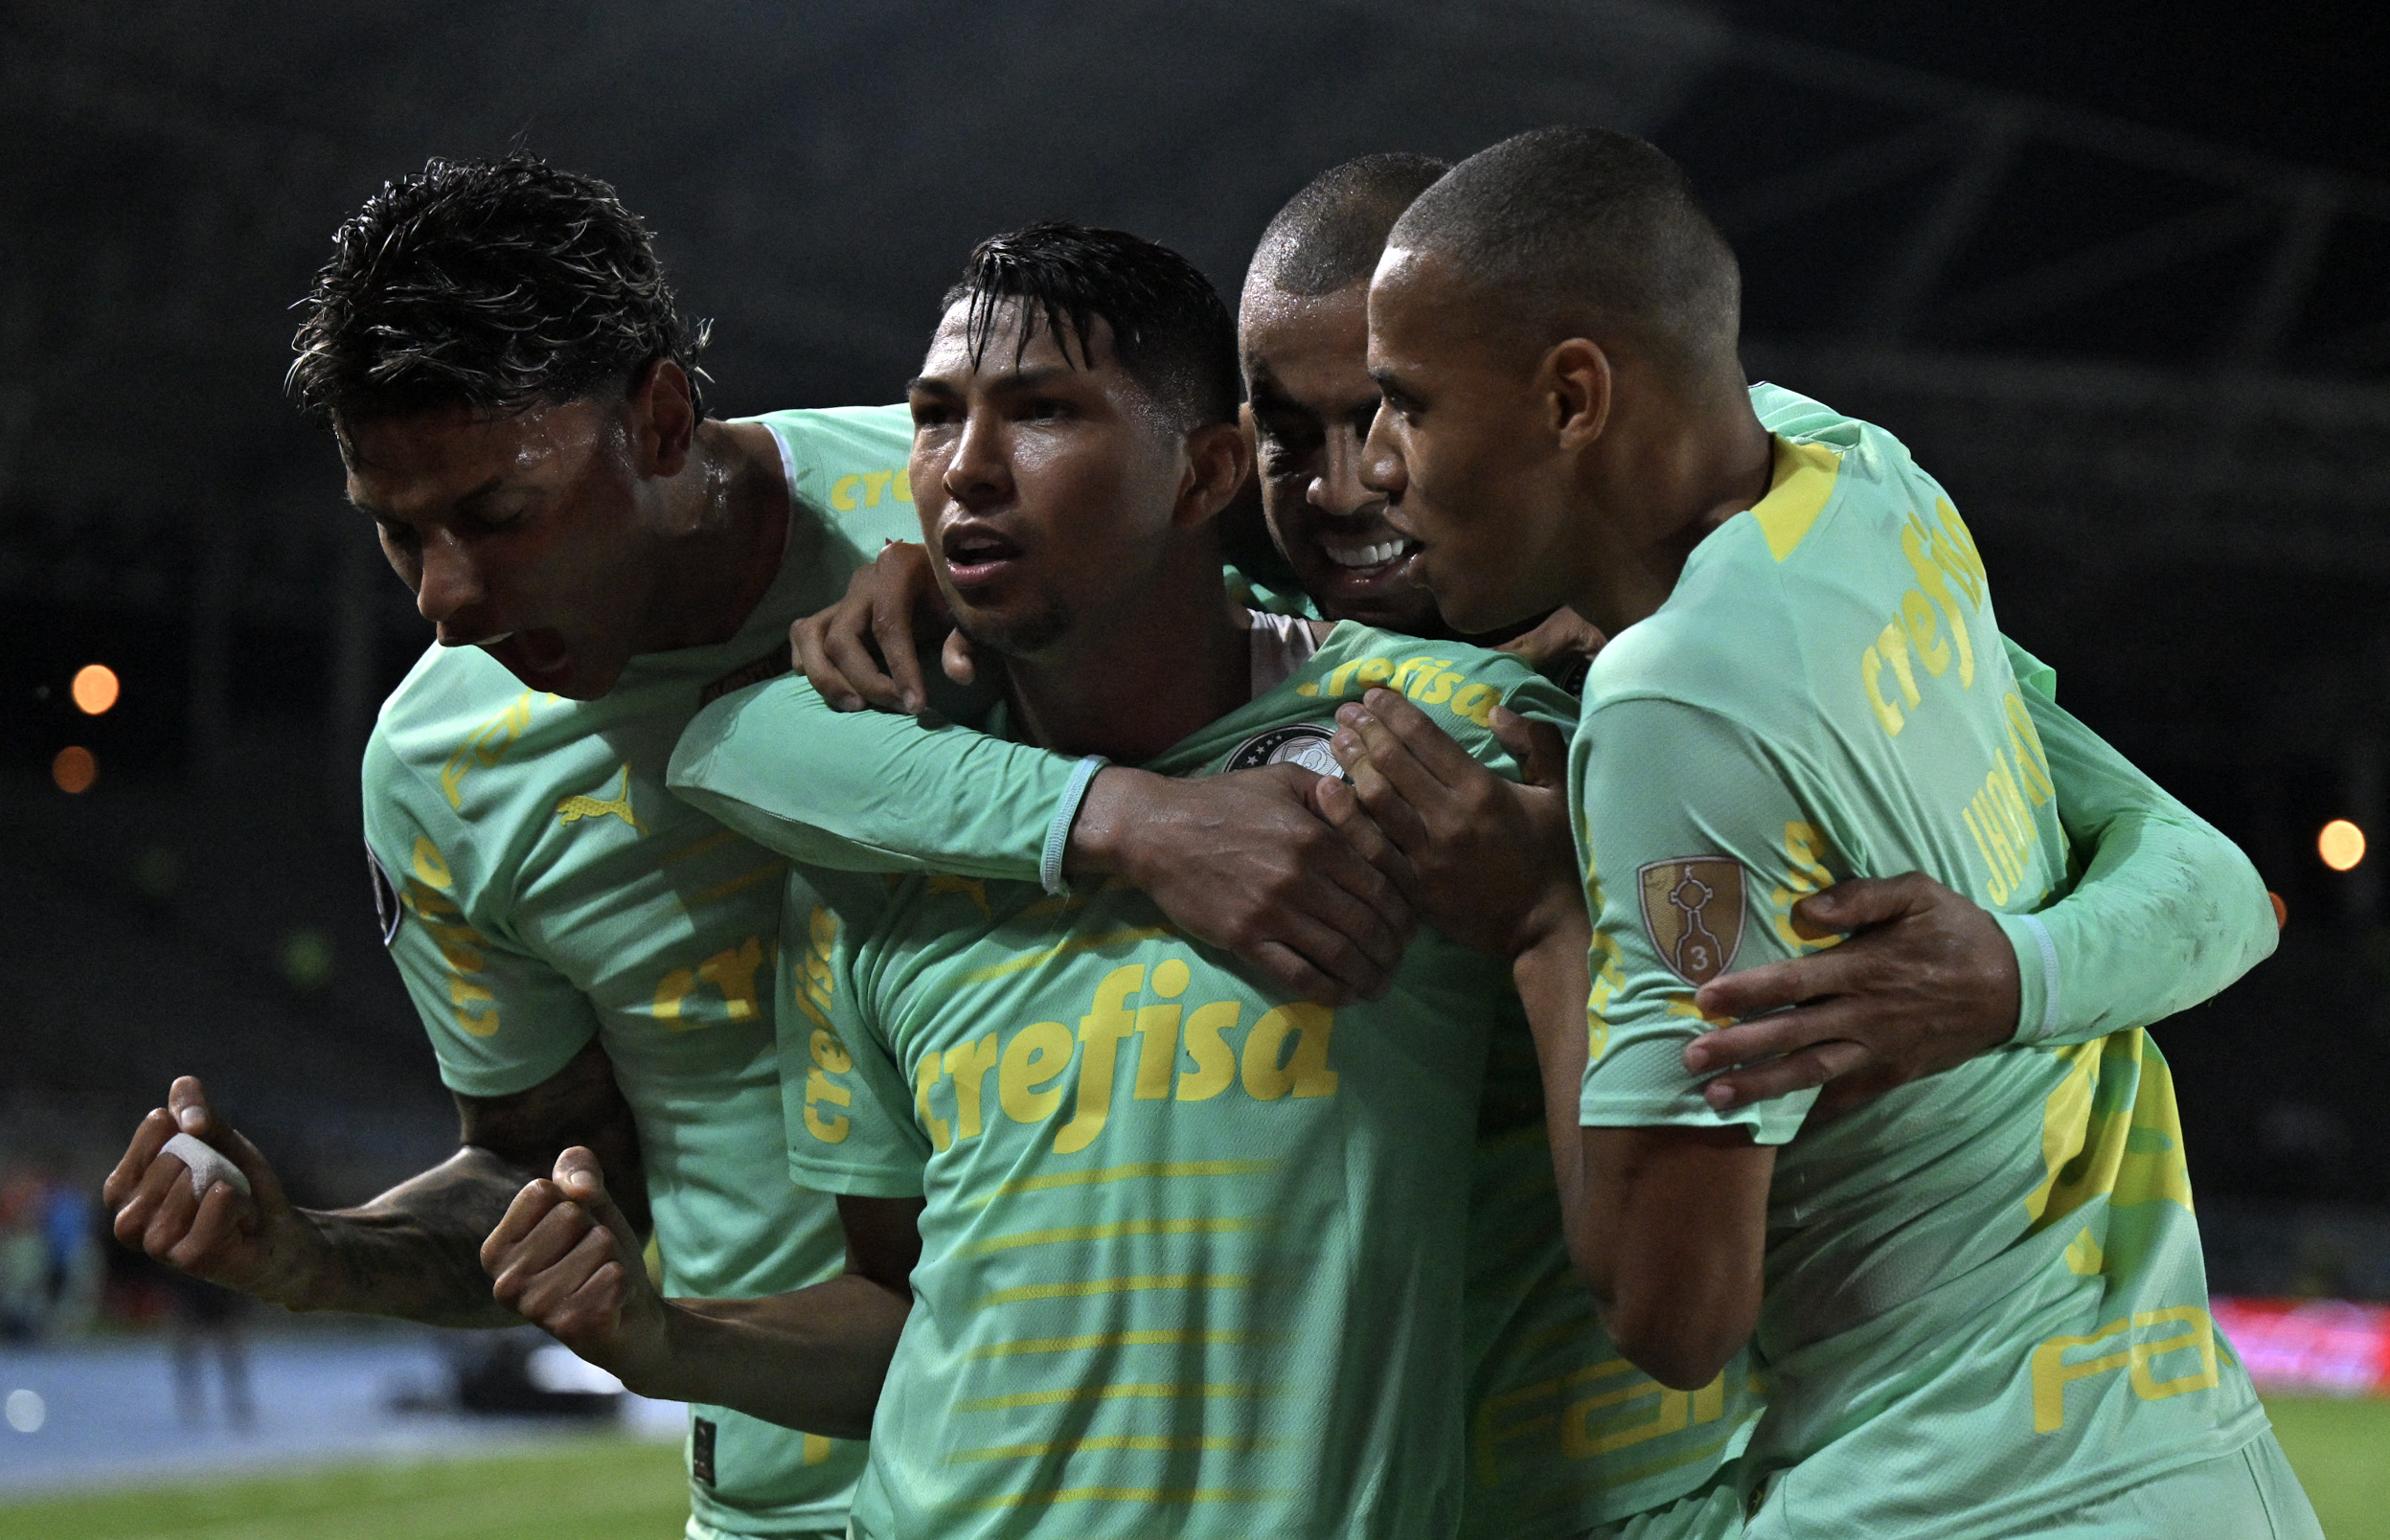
[670,648,1414,1008]
[1681,636,2279,1107]
[483,1147,916,1438]
[1555,696,1807,1389]
[1327,686,1793,1387]
[103,1040,646,1327]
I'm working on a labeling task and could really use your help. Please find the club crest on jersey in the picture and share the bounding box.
[1226,724,1345,780]
[1637,858,1745,986]
[366,844,402,947]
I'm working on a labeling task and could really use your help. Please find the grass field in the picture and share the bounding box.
[2269,1396,2390,1539]
[0,1436,689,1540]
[1,1398,2383,1538]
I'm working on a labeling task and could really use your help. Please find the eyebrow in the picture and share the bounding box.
[907,364,1084,396]
[347,474,506,520]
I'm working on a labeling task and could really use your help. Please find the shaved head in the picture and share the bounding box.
[1246,152,1450,302]
[1386,125,1741,372]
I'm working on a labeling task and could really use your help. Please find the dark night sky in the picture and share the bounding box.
[1722,1,2390,179]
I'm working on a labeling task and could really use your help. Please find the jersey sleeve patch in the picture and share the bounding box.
[1635,858,1746,986]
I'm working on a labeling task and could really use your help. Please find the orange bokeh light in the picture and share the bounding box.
[71,664,120,715]
[2319,819,2366,872]
[52,746,97,794]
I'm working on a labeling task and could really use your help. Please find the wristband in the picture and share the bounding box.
[1040,756,1109,895]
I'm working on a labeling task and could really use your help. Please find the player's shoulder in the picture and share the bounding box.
[373,643,536,779]
[737,403,913,490]
[365,642,586,846]
[1586,387,1963,717]
[1747,381,1953,552]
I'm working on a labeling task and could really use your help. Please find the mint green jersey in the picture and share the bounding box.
[361,404,917,1540]
[1569,386,2280,1537]
[675,622,1583,1540]
[1463,1036,1760,1536]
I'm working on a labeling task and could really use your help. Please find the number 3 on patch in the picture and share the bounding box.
[1636,859,1746,986]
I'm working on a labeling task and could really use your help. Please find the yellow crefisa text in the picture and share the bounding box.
[800,936,1339,1153]
[1297,652,1508,728]
[1859,500,1989,738]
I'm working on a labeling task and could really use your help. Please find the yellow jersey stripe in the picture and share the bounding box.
[656,827,741,867]
[973,1273,1251,1310]
[968,1159,1277,1207]
[961,1216,1268,1256]
[956,1381,1275,1413]
[686,860,786,909]
[966,1328,1273,1360]
[964,1483,1282,1510]
[950,1434,1281,1463]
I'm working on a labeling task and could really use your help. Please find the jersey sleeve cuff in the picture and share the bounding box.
[1040,756,1109,895]
[1581,1038,1814,1146]
[1993,910,2061,1046]
[786,1153,927,1201]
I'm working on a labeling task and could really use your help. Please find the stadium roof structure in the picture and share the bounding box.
[0,0,2383,764]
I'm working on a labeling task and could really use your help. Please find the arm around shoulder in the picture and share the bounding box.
[2001,639,2278,1046]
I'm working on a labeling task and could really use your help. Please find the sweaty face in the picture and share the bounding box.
[1240,283,1438,633]
[1363,247,1575,635]
[343,399,666,699]
[908,300,1195,658]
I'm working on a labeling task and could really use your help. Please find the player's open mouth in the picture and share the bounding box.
[1315,533,1420,587]
[941,525,1025,587]
[484,627,575,686]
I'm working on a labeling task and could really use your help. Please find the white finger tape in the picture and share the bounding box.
[162,1132,253,1201]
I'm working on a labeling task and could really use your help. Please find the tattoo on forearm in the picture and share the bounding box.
[304,1038,648,1327]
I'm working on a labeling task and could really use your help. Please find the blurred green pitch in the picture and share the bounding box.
[1,1400,2383,1538]
[0,1435,687,1540]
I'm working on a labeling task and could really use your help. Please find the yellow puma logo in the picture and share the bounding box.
[557,766,646,835]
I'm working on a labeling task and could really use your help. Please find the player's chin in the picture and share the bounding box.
[1419,572,1521,639]
[951,599,1071,659]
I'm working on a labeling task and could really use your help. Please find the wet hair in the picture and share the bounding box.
[944,222,1240,431]
[1388,125,1741,365]
[287,153,710,423]
[1245,152,1450,299]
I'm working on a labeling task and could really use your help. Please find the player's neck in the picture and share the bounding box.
[1567,380,1772,634]
[630,419,791,653]
[1002,552,1246,765]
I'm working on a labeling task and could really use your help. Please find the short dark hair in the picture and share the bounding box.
[1245,152,1450,299]
[288,154,710,423]
[944,222,1240,431]
[1390,126,1741,365]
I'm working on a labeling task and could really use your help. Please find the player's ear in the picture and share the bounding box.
[1174,419,1253,532]
[1546,338,1612,452]
[633,359,698,478]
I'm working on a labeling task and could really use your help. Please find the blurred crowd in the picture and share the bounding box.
[0,1168,100,1343]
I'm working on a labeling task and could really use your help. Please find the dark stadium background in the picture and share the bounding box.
[6,0,2388,1341]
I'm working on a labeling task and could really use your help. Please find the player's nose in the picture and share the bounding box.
[1359,404,1406,500]
[941,408,1013,510]
[1314,429,1379,519]
[415,530,491,633]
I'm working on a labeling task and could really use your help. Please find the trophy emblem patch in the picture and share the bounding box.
[1636,858,1745,986]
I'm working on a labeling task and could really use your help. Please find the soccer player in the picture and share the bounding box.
[1338,125,2316,1537]
[100,157,1412,1540]
[483,221,1588,1537]
[763,152,2290,1539]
